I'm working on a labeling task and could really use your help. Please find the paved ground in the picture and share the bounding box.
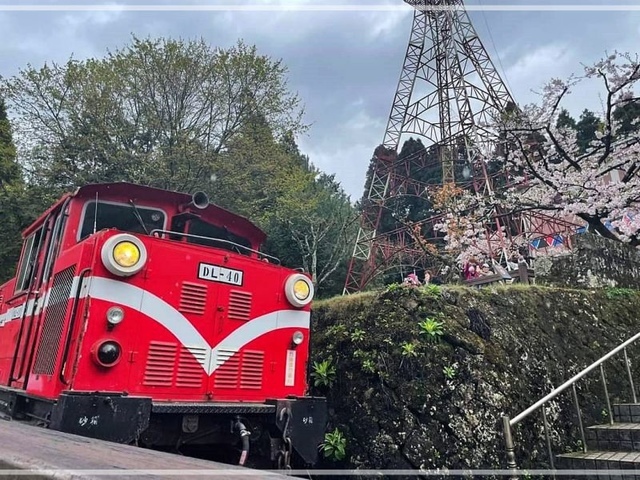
[0,419,284,479]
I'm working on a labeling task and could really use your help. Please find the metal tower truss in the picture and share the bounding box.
[345,0,518,294]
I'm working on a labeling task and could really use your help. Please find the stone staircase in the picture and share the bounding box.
[557,403,640,478]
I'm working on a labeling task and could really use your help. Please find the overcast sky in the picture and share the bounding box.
[1,0,639,199]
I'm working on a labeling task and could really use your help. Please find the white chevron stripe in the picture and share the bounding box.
[86,277,310,375]
[209,309,310,374]
[0,276,310,376]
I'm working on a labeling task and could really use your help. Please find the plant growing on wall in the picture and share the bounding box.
[320,428,347,461]
[419,317,444,342]
[311,359,337,388]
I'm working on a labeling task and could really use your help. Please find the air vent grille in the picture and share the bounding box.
[33,266,76,375]
[213,349,239,389]
[228,290,252,321]
[179,282,208,315]
[143,341,177,387]
[176,346,206,388]
[240,350,264,390]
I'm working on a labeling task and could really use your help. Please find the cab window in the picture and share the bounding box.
[79,201,166,240]
[186,218,252,255]
[15,228,44,293]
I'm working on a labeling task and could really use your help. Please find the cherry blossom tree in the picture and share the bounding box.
[431,51,640,264]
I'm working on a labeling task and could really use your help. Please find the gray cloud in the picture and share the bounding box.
[0,1,638,200]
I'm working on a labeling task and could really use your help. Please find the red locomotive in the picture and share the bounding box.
[0,182,326,467]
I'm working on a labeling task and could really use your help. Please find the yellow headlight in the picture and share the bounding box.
[112,241,141,268]
[293,279,311,301]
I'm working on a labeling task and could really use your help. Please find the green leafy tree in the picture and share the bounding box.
[209,114,302,223]
[1,36,306,194]
[2,37,357,294]
[271,171,356,294]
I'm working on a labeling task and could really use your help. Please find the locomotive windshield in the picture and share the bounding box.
[79,201,166,240]
[186,218,252,255]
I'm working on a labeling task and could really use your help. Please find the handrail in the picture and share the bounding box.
[150,229,281,265]
[509,330,640,426]
[503,330,640,478]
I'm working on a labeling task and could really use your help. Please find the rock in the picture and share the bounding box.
[535,234,640,288]
[311,284,640,475]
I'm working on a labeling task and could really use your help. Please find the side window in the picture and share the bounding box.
[15,228,44,293]
[42,209,68,284]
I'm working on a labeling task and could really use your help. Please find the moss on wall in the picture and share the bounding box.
[310,285,640,476]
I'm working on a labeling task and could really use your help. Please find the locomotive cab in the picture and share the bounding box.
[0,182,327,468]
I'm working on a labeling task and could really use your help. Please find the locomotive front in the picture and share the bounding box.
[0,183,327,468]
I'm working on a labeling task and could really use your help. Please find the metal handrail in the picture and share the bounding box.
[150,229,281,265]
[503,330,640,477]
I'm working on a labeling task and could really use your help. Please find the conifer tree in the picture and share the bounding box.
[0,97,26,281]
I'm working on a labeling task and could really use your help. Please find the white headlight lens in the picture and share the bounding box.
[292,331,304,345]
[106,306,125,326]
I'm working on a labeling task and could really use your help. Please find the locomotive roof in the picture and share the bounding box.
[23,182,267,244]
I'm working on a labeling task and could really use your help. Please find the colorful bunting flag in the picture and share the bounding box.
[552,235,563,247]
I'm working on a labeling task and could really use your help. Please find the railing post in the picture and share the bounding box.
[541,407,556,480]
[624,347,637,404]
[503,416,518,479]
[600,363,614,425]
[572,383,587,453]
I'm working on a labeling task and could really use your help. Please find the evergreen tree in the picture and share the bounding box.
[613,99,640,136]
[556,108,577,130]
[576,109,602,153]
[0,98,20,188]
[0,97,26,282]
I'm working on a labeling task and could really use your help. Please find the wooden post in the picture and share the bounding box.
[518,262,529,284]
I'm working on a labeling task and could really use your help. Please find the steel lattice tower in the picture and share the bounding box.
[344,0,518,294]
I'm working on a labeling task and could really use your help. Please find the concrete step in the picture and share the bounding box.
[615,404,640,424]
[587,423,640,451]
[557,451,640,479]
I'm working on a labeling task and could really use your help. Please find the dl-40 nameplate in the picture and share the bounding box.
[198,263,244,286]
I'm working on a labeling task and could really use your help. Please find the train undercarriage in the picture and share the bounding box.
[0,387,327,469]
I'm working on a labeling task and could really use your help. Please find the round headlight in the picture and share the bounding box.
[113,241,140,268]
[101,233,147,277]
[106,306,125,326]
[292,331,304,345]
[93,340,122,367]
[284,274,314,308]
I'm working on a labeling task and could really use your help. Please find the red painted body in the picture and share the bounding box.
[0,183,312,405]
